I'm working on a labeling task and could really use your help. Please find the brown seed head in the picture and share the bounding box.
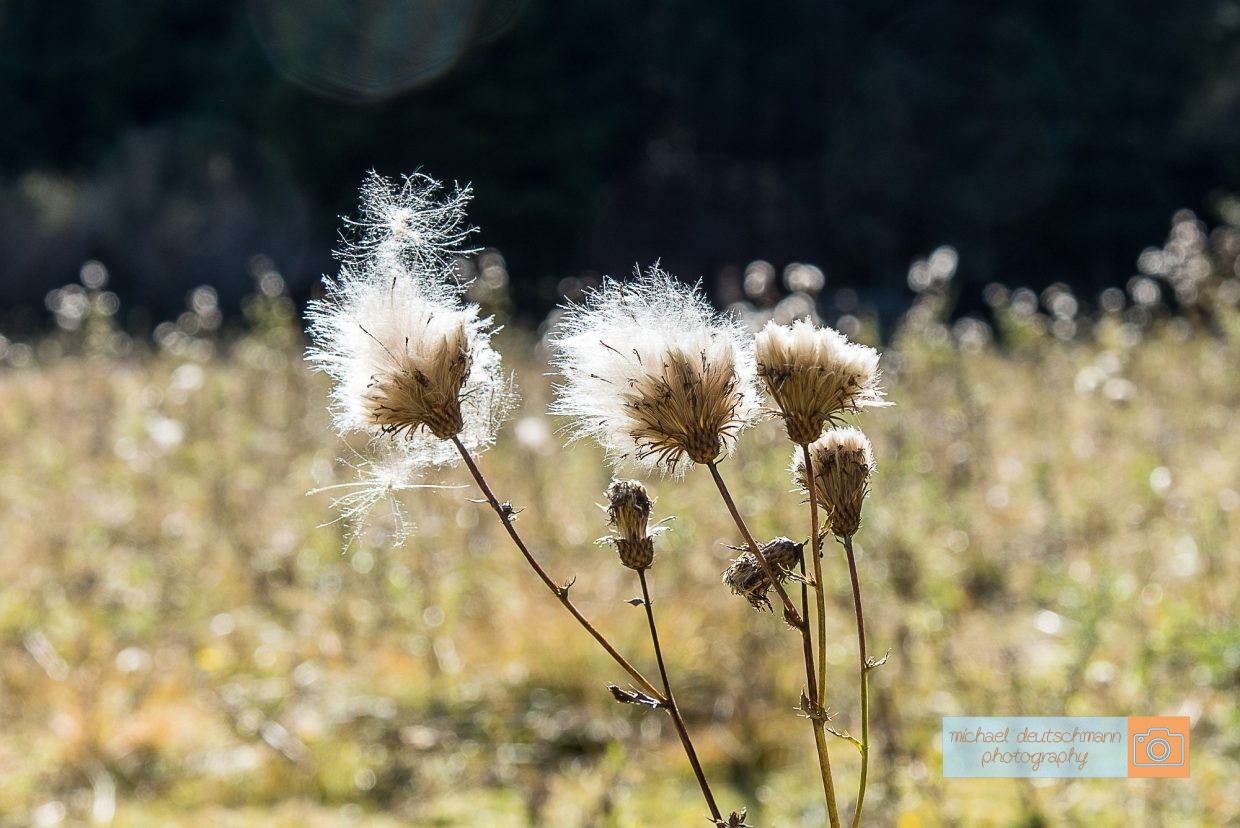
[755,319,885,445]
[721,537,804,611]
[795,427,874,537]
[605,479,657,570]
[363,319,472,440]
[622,346,748,469]
[548,267,760,477]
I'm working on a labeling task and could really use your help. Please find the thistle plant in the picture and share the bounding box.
[795,427,882,826]
[553,270,892,823]
[308,173,730,825]
[601,479,720,820]
[309,170,890,827]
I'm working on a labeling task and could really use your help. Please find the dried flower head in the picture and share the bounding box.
[306,172,516,534]
[550,266,760,476]
[603,479,657,570]
[794,427,874,537]
[755,319,886,444]
[722,537,804,611]
[607,479,652,541]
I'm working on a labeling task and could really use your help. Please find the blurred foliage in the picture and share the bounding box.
[3,1,1240,319]
[1,209,1238,824]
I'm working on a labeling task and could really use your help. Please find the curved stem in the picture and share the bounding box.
[843,534,870,828]
[801,444,828,711]
[638,569,721,823]
[451,436,663,700]
[707,461,841,827]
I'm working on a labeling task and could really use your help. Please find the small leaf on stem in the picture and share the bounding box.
[714,808,752,827]
[607,684,663,709]
[865,648,892,671]
[826,726,863,753]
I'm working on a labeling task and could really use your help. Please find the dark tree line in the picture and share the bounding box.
[1,0,1238,324]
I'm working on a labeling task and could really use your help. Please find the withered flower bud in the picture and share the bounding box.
[721,537,803,611]
[795,427,874,537]
[605,479,656,570]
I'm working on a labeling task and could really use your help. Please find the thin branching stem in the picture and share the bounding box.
[843,533,870,828]
[451,436,663,700]
[637,569,722,823]
[707,461,841,828]
[454,436,726,820]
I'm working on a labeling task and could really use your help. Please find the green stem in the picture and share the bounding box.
[801,444,829,713]
[843,534,870,828]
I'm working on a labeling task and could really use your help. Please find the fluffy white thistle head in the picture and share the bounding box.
[755,318,887,444]
[549,266,760,476]
[306,172,516,536]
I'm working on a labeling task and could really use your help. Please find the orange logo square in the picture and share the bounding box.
[1128,716,1190,777]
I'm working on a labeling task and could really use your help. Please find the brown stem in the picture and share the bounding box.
[706,462,803,626]
[707,461,841,827]
[451,436,662,700]
[638,569,721,823]
[843,534,870,828]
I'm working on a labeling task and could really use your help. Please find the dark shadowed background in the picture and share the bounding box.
[2,0,1238,327]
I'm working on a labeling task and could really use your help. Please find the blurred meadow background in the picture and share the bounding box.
[4,233,1239,825]
[4,2,1240,826]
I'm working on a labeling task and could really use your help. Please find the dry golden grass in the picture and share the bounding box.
[1,293,1237,826]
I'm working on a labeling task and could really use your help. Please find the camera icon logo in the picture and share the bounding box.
[1132,728,1184,766]
[1127,716,1189,777]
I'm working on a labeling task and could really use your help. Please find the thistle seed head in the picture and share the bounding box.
[603,479,658,570]
[721,537,803,611]
[755,319,886,445]
[795,427,874,537]
[622,345,746,467]
[549,265,760,477]
[362,314,471,440]
[306,172,517,541]
[308,257,514,463]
